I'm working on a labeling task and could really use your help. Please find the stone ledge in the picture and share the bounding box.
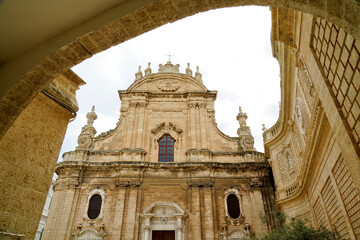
[56,160,270,171]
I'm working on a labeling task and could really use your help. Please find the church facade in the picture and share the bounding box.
[42,62,275,239]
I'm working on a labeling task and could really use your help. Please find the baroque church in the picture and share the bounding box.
[42,61,275,239]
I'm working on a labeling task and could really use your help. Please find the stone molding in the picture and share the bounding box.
[115,180,141,188]
[57,161,271,172]
[185,149,266,162]
[188,180,214,188]
[188,102,206,108]
[129,102,148,108]
[0,231,26,239]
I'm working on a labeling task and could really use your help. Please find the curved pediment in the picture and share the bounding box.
[142,202,185,215]
[127,73,208,93]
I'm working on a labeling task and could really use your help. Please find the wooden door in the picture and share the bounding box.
[152,230,175,240]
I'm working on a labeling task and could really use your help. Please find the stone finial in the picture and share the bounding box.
[86,105,97,125]
[195,66,202,82]
[145,62,152,76]
[135,65,143,80]
[76,106,97,150]
[262,124,267,131]
[236,107,256,151]
[158,61,180,73]
[186,63,193,76]
[236,106,248,127]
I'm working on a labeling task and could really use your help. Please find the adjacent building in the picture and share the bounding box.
[264,8,360,239]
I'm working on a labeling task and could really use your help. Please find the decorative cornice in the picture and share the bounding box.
[56,161,271,172]
[129,102,148,108]
[186,149,266,159]
[151,122,182,135]
[95,128,115,139]
[188,180,214,188]
[115,180,141,188]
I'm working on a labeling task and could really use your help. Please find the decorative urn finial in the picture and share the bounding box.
[236,106,248,127]
[76,106,98,150]
[236,106,256,151]
[86,105,97,125]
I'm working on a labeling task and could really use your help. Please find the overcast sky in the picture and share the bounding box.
[60,6,280,161]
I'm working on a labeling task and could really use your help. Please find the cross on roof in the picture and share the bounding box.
[166,53,174,62]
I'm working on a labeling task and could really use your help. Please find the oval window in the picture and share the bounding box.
[227,194,241,219]
[87,194,102,219]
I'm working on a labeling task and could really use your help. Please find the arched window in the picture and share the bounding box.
[87,194,102,219]
[158,134,175,162]
[226,194,241,220]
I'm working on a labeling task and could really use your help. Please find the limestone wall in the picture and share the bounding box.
[266,8,360,239]
[0,71,84,239]
[42,163,274,239]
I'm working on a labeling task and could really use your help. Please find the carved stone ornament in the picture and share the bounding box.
[243,136,254,149]
[72,227,108,240]
[249,178,263,189]
[189,180,214,188]
[115,180,141,188]
[157,79,180,92]
[76,106,97,150]
[150,122,182,150]
[236,107,256,151]
[227,228,249,240]
[161,216,168,224]
[77,135,92,148]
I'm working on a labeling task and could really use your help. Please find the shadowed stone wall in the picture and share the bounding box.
[0,71,84,239]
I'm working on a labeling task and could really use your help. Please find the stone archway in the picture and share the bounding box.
[1,0,359,138]
[1,1,360,239]
[140,202,186,240]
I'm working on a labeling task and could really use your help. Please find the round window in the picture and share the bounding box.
[227,194,241,219]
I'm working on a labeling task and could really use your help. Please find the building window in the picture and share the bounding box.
[226,194,241,220]
[158,134,175,162]
[87,194,102,219]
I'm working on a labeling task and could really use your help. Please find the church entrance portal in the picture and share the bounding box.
[152,231,175,240]
[141,202,186,240]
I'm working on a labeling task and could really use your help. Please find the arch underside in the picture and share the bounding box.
[1,0,359,138]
